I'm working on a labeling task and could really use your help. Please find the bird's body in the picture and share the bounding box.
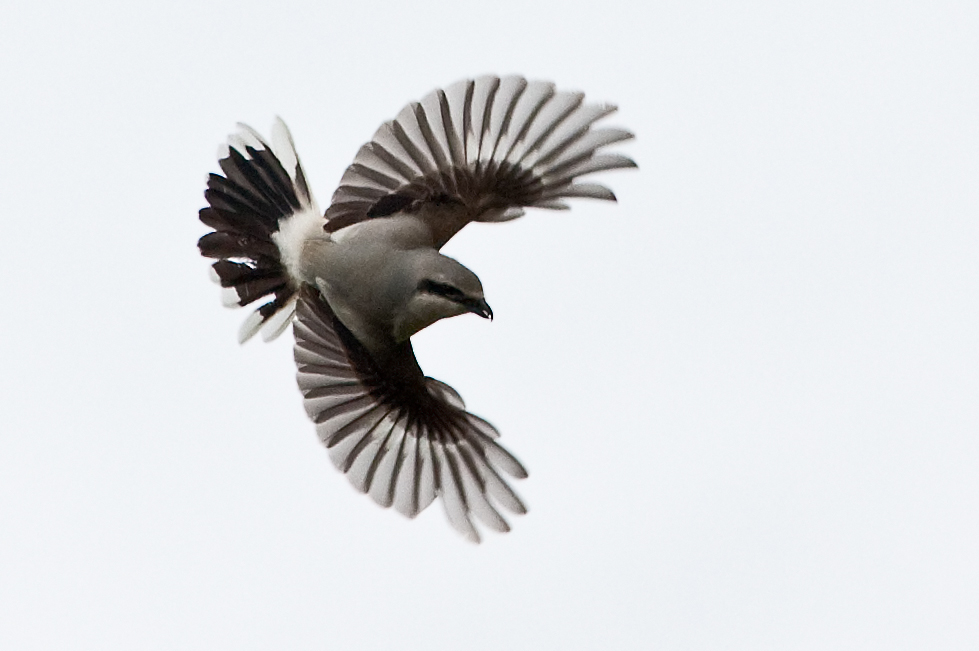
[303,214,482,358]
[198,75,635,541]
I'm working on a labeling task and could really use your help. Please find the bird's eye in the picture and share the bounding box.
[420,279,465,300]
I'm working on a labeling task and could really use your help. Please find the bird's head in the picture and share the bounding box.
[392,252,492,341]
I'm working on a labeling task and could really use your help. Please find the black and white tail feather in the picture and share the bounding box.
[198,118,321,343]
[198,75,635,542]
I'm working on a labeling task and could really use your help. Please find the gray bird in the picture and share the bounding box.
[198,75,635,542]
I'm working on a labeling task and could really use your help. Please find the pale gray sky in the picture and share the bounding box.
[2,1,977,649]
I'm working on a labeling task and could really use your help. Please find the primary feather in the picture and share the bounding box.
[323,75,636,245]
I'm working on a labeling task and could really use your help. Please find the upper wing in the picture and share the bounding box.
[198,119,323,342]
[293,286,527,543]
[324,75,636,246]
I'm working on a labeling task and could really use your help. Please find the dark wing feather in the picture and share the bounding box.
[323,75,636,245]
[293,286,527,543]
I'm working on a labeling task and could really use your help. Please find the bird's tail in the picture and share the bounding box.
[198,119,324,342]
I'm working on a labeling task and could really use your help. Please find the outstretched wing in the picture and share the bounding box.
[324,75,636,245]
[293,285,527,543]
[198,119,323,342]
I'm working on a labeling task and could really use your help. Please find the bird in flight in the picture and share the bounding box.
[198,75,636,542]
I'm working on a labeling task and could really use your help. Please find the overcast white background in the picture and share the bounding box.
[2,1,977,649]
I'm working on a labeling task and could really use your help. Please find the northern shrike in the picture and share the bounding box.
[198,75,635,542]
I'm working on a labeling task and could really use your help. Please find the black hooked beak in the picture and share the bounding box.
[466,297,494,320]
